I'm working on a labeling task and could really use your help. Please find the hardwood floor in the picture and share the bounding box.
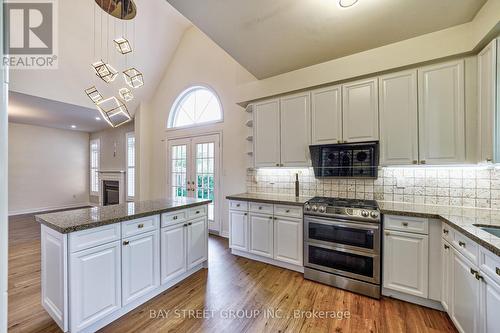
[8,212,457,333]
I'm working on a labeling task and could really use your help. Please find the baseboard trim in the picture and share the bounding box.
[8,202,92,216]
[220,231,229,238]
[382,287,444,311]
[231,249,304,273]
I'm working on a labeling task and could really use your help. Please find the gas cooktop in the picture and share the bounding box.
[304,197,380,222]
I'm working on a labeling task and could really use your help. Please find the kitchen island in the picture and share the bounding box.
[36,198,211,333]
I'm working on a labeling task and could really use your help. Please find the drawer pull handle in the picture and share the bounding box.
[244,213,247,216]
[470,268,478,276]
[459,241,466,247]
[258,207,262,210]
[444,244,449,250]
[475,273,484,281]
[137,223,144,229]
[196,211,200,214]
[496,267,500,276]
[286,209,290,213]
[183,224,188,227]
[123,240,129,246]
[443,229,449,234]
[188,222,192,226]
[269,216,273,220]
[173,216,178,220]
[385,231,390,236]
[274,217,277,220]
[236,204,240,207]
[402,222,409,227]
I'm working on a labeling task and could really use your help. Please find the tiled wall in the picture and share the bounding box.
[246,167,500,209]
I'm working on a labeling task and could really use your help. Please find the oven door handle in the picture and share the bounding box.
[305,216,379,231]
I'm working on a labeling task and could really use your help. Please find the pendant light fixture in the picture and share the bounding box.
[96,96,132,127]
[119,87,133,102]
[85,86,104,104]
[113,37,132,54]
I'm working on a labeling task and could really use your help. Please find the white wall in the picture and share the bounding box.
[138,26,256,236]
[8,123,90,215]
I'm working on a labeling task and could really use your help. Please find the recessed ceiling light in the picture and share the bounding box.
[71,125,76,129]
[338,0,359,8]
[96,117,101,121]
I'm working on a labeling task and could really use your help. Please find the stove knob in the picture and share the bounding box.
[361,210,369,217]
[370,211,379,218]
[311,205,318,212]
[318,206,326,213]
[305,204,311,211]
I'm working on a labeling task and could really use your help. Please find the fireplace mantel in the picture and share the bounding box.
[98,171,125,206]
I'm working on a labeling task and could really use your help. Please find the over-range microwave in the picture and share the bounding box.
[309,141,379,178]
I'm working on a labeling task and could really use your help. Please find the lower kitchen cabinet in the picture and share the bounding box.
[441,239,452,312]
[187,217,208,269]
[229,210,248,251]
[70,241,122,332]
[479,272,500,333]
[249,213,274,258]
[451,249,479,333]
[383,230,429,298]
[122,230,160,305]
[274,216,303,266]
[160,223,187,284]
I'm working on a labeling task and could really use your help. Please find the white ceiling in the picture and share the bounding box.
[9,0,191,130]
[166,0,487,79]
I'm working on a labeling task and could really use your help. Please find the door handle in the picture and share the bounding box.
[470,268,478,276]
[420,160,426,164]
[412,160,418,164]
[123,240,129,246]
[401,222,409,227]
[173,216,178,220]
[444,244,449,250]
[475,273,484,281]
[137,223,144,229]
[459,241,466,247]
[443,229,449,234]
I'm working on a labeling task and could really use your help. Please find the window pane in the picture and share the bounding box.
[170,87,222,128]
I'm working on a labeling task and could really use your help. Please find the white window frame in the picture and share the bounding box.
[90,138,100,196]
[126,132,135,201]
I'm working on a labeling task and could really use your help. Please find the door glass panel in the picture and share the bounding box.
[308,222,375,250]
[308,245,374,278]
[171,145,188,198]
[195,142,215,221]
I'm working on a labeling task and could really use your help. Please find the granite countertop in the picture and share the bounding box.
[379,201,500,257]
[226,193,312,206]
[36,198,212,234]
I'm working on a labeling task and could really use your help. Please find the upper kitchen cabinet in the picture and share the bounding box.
[478,38,498,163]
[311,86,342,145]
[342,78,379,143]
[253,99,281,167]
[379,70,418,165]
[418,60,465,165]
[280,92,311,167]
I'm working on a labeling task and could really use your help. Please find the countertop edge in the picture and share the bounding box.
[225,195,309,206]
[36,200,211,234]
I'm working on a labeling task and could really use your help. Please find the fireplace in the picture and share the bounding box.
[103,180,120,206]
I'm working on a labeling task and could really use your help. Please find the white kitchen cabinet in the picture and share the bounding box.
[479,271,500,333]
[187,217,208,269]
[342,78,379,143]
[441,239,452,312]
[253,99,281,167]
[122,230,160,305]
[249,213,274,258]
[451,249,479,333]
[280,92,311,167]
[160,223,187,284]
[311,85,342,145]
[383,230,428,298]
[70,241,121,332]
[418,60,465,164]
[379,70,418,165]
[229,210,248,251]
[274,216,302,266]
[478,38,498,163]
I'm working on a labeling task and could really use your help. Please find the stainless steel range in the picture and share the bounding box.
[303,197,381,299]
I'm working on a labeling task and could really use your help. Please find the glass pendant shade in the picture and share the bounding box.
[92,60,118,83]
[114,38,132,54]
[85,86,104,104]
[123,67,144,88]
[96,96,132,127]
[119,87,133,102]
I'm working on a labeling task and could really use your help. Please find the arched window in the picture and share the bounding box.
[168,86,223,129]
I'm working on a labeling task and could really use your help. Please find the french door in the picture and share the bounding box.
[168,134,220,232]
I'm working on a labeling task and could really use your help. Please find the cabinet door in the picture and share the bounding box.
[311,86,342,145]
[383,230,428,298]
[418,60,465,164]
[441,240,452,312]
[160,223,187,284]
[249,213,274,258]
[342,78,379,143]
[122,230,160,305]
[379,70,418,165]
[254,99,281,167]
[229,210,248,251]
[70,241,121,332]
[187,217,208,269]
[274,217,302,266]
[280,92,311,167]
[478,39,497,163]
[451,249,479,333]
[479,273,500,333]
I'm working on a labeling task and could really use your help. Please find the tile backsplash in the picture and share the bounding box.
[246,167,500,209]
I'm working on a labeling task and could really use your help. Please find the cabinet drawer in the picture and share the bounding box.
[384,215,429,234]
[274,204,303,218]
[441,222,454,242]
[452,231,479,265]
[69,223,121,253]
[161,210,187,228]
[187,205,207,218]
[122,215,159,238]
[229,200,248,211]
[249,202,273,214]
[479,246,500,284]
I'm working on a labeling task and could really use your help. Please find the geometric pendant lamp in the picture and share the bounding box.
[96,96,132,127]
[123,67,144,88]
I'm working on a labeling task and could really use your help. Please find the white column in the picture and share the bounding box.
[0,0,9,330]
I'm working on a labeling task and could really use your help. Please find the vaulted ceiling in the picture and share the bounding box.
[166,0,487,79]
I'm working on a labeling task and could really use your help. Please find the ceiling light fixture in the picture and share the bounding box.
[96,117,101,121]
[338,0,359,8]
[71,125,76,129]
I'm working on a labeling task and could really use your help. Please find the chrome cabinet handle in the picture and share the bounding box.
[443,229,449,234]
[123,240,129,246]
[137,223,144,229]
[459,241,466,247]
